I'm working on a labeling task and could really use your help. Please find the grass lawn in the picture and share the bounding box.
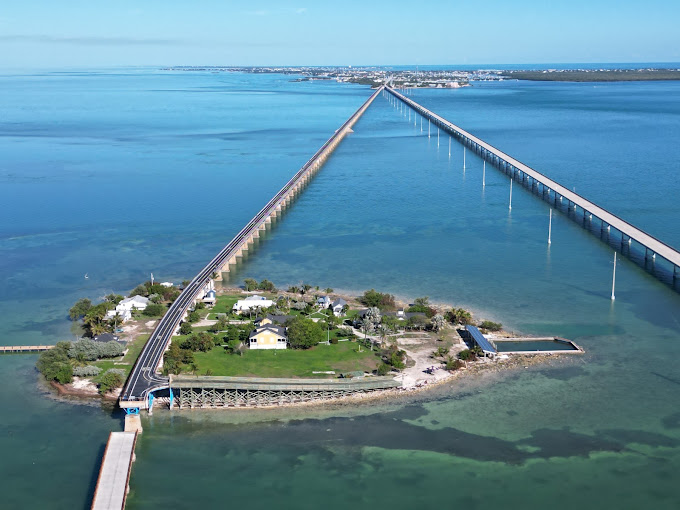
[122,334,149,364]
[188,341,380,378]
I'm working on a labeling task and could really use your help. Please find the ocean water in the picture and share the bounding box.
[1,69,679,509]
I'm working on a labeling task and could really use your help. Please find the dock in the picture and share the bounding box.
[0,345,54,354]
[91,432,137,510]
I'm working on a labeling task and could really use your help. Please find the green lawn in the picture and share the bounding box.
[188,341,380,378]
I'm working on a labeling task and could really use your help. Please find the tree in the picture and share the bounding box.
[359,289,396,310]
[324,288,334,294]
[300,283,312,295]
[447,308,472,325]
[479,320,502,332]
[187,310,200,323]
[105,294,124,305]
[363,307,382,332]
[181,332,216,352]
[98,370,123,395]
[179,322,193,335]
[432,314,446,332]
[286,316,324,349]
[258,279,276,292]
[36,342,72,382]
[406,315,428,331]
[69,298,92,321]
[287,286,300,294]
[381,315,401,333]
[244,278,259,291]
[143,303,166,317]
[129,284,148,297]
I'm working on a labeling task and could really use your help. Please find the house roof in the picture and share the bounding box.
[120,295,149,306]
[269,314,294,324]
[243,295,268,301]
[331,298,347,308]
[249,325,287,340]
[93,333,120,343]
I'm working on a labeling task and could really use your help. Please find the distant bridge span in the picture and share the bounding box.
[385,85,680,287]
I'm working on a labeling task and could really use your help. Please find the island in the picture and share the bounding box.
[36,278,582,406]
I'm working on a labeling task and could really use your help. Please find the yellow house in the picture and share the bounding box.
[249,325,287,350]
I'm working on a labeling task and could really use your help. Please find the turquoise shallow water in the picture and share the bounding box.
[1,70,679,509]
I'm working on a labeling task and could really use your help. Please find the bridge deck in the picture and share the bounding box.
[386,86,680,269]
[91,432,137,510]
[171,374,401,391]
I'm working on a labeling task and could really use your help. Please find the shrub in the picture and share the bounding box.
[330,337,339,345]
[73,365,102,377]
[376,363,391,376]
[98,369,124,394]
[187,310,200,323]
[179,322,193,335]
[68,339,124,361]
[479,320,502,332]
[445,358,464,371]
[458,349,477,361]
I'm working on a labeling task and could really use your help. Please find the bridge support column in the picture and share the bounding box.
[169,387,174,410]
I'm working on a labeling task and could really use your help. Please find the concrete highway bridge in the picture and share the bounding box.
[385,85,680,290]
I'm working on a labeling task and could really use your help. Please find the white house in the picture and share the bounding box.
[160,282,174,288]
[316,296,332,308]
[203,289,217,307]
[233,295,274,314]
[117,295,150,312]
[331,298,347,316]
[105,308,132,323]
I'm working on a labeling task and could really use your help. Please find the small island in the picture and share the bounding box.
[36,277,582,406]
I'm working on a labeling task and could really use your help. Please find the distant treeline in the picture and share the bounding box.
[502,69,680,82]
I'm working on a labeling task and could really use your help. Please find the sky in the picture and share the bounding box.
[1,0,679,68]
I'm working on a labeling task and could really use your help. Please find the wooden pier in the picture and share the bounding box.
[170,374,401,409]
[0,345,54,354]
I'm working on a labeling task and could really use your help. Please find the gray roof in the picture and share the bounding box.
[93,333,121,343]
[256,314,294,325]
[331,298,347,308]
[249,325,287,340]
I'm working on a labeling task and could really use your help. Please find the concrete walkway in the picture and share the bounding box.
[91,432,137,510]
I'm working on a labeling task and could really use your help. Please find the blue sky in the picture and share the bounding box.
[1,0,679,68]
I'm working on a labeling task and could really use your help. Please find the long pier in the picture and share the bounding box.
[0,345,54,353]
[119,85,384,411]
[385,86,680,288]
[91,432,137,510]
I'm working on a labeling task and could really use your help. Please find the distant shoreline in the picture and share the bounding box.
[501,69,680,82]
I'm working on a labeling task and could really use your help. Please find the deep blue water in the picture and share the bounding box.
[1,69,679,509]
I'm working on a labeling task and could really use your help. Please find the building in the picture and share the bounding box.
[93,333,125,345]
[117,295,150,312]
[254,314,294,327]
[203,289,217,307]
[248,324,287,350]
[105,308,132,323]
[233,295,274,314]
[331,298,347,316]
[316,296,332,308]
